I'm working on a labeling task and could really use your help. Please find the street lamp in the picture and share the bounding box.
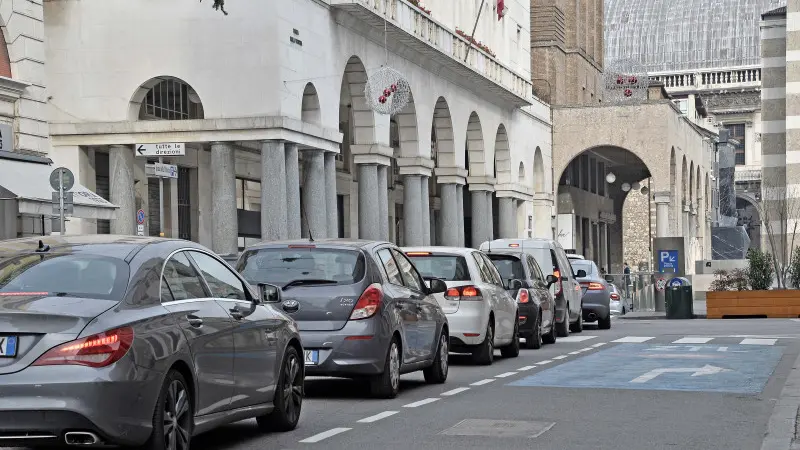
[606,172,616,184]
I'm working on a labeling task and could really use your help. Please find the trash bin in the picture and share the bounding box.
[665,277,694,319]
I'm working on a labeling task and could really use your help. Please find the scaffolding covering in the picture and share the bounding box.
[605,0,786,73]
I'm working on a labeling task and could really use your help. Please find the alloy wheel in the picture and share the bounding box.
[439,334,449,375]
[389,343,400,391]
[282,353,303,424]
[163,380,191,450]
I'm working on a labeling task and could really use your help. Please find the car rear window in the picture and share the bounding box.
[406,255,471,281]
[0,253,129,300]
[571,260,595,276]
[237,247,365,286]
[487,255,526,283]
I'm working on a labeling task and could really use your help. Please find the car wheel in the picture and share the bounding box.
[423,332,449,384]
[144,370,193,450]
[622,306,627,315]
[257,346,303,432]
[599,314,612,330]
[501,318,520,358]
[526,313,543,349]
[570,308,583,333]
[370,337,401,398]
[472,322,494,365]
[542,314,557,345]
[556,306,570,338]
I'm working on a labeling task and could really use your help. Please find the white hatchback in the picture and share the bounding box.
[403,247,520,365]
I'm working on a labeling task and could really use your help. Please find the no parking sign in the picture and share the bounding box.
[656,278,667,291]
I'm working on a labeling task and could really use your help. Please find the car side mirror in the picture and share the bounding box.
[545,274,558,287]
[605,275,614,283]
[576,269,587,278]
[428,278,448,294]
[258,283,282,303]
[507,279,523,290]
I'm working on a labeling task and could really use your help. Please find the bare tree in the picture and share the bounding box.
[756,179,800,289]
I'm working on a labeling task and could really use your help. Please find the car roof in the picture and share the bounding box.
[481,238,554,249]
[244,238,390,251]
[402,246,478,256]
[0,234,185,260]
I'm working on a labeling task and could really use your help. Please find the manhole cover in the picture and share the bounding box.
[439,419,555,438]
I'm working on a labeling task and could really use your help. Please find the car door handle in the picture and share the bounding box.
[186,315,203,327]
[229,309,244,320]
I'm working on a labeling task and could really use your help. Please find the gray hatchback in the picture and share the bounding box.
[0,235,302,450]
[236,239,450,399]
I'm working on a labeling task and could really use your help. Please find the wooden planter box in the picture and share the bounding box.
[707,290,800,318]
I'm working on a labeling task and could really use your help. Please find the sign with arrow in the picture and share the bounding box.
[658,249,679,272]
[135,143,185,157]
[630,364,730,383]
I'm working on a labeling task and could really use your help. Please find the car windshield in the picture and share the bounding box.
[0,253,129,300]
[571,260,595,277]
[237,247,365,286]
[406,255,471,281]
[487,255,526,283]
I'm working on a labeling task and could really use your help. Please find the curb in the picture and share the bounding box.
[618,314,708,320]
[761,351,800,450]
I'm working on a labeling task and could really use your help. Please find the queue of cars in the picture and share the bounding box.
[0,234,616,450]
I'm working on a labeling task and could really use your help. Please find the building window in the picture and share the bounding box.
[141,79,203,120]
[236,179,261,211]
[724,123,746,166]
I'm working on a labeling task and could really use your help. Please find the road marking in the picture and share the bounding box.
[557,335,598,343]
[357,411,399,423]
[553,355,568,360]
[299,427,352,443]
[441,387,470,396]
[568,351,581,355]
[471,378,495,386]
[537,359,553,364]
[718,347,728,352]
[673,337,713,344]
[403,398,440,408]
[630,364,731,383]
[613,336,655,343]
[740,338,777,346]
[591,342,607,348]
[517,365,537,371]
[495,371,518,378]
[579,347,593,352]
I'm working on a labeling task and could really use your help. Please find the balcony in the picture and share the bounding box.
[330,0,533,107]
[649,66,762,95]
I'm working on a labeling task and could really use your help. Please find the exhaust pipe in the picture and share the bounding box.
[64,432,99,446]
[587,313,597,321]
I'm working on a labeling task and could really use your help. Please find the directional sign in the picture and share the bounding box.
[658,250,679,272]
[136,143,185,157]
[145,163,179,179]
[137,209,146,225]
[630,365,731,383]
[49,167,75,192]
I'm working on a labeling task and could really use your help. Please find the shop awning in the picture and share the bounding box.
[0,154,117,220]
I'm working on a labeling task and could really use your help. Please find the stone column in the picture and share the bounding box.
[210,142,238,254]
[440,183,459,246]
[599,222,608,271]
[456,184,465,246]
[325,152,339,238]
[261,141,287,241]
[302,149,327,239]
[109,145,136,235]
[498,197,515,238]
[404,174,423,246]
[421,176,431,245]
[471,190,491,248]
[654,192,671,237]
[285,143,301,238]
[358,163,380,240]
[377,165,389,240]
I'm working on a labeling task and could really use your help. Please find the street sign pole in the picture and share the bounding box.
[58,169,65,235]
[158,156,165,237]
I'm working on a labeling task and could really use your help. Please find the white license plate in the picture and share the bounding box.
[304,350,319,366]
[0,336,18,357]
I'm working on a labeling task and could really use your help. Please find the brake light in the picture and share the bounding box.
[508,243,520,248]
[445,287,460,298]
[406,252,432,256]
[610,293,620,300]
[553,270,563,295]
[350,283,383,320]
[288,244,316,248]
[443,285,483,300]
[587,282,604,290]
[32,327,134,368]
[518,289,530,303]
[461,286,482,298]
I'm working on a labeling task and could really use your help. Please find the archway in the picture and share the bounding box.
[737,195,762,251]
[301,83,321,125]
[464,112,487,248]
[430,96,456,245]
[492,124,511,239]
[518,162,526,182]
[393,89,421,245]
[533,147,545,192]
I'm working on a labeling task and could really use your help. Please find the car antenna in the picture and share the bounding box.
[35,240,50,253]
[300,159,314,243]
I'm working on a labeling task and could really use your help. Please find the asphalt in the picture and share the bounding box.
[184,318,800,450]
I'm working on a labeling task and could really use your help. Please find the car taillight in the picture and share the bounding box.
[32,327,134,368]
[460,286,482,299]
[587,282,605,290]
[553,270,563,295]
[610,293,620,300]
[350,283,383,320]
[445,287,461,299]
[518,289,530,303]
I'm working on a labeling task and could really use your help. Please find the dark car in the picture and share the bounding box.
[235,239,449,399]
[571,259,613,329]
[0,235,302,450]
[485,252,559,349]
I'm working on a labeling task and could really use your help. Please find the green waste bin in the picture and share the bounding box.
[665,277,694,319]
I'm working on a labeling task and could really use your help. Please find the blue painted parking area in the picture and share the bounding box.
[508,343,784,394]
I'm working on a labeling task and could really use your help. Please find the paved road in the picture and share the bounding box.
[195,318,800,449]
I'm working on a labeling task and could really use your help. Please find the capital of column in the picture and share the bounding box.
[396,157,434,177]
[495,185,532,201]
[351,143,393,162]
[467,176,496,193]
[353,153,392,167]
[653,191,671,205]
[435,166,468,185]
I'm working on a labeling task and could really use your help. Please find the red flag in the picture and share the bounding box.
[497,0,507,20]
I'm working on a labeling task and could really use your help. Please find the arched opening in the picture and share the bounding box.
[518,162,526,182]
[0,30,12,78]
[393,90,420,245]
[533,147,545,192]
[430,96,455,245]
[301,83,321,125]
[130,76,204,122]
[737,195,762,252]
[558,146,653,273]
[464,112,486,248]
[492,124,511,239]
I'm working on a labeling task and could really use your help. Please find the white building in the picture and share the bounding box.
[0,0,549,253]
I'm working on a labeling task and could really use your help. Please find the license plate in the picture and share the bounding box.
[0,336,18,357]
[304,350,319,366]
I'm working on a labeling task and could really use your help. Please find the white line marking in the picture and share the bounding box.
[357,411,399,423]
[471,378,495,386]
[518,365,537,371]
[557,335,598,343]
[718,347,728,352]
[579,347,593,352]
[531,422,556,438]
[613,336,655,343]
[673,337,713,344]
[495,371,518,378]
[537,359,553,364]
[740,338,777,346]
[403,398,440,408]
[441,387,470,396]
[591,342,607,348]
[299,428,352,443]
[568,351,581,355]
[553,355,568,360]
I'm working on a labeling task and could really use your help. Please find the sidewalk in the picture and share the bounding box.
[761,350,800,450]
[617,300,708,320]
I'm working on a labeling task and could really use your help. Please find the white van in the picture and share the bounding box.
[480,238,586,336]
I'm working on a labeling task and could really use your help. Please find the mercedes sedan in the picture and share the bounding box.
[0,235,302,450]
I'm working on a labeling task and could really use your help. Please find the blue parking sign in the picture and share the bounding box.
[658,250,678,272]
